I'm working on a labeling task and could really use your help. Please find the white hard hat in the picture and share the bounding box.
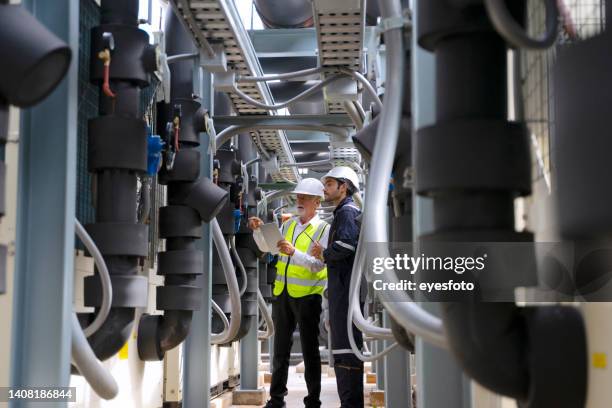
[321,166,360,191]
[292,178,325,198]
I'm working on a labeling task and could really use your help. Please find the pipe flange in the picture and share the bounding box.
[158,249,204,276]
[416,119,531,196]
[85,222,149,257]
[156,285,202,311]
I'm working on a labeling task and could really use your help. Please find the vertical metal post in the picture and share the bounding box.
[239,303,259,389]
[9,1,78,406]
[183,67,213,408]
[383,311,411,407]
[375,338,385,390]
[411,1,472,407]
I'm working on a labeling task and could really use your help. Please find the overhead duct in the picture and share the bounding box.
[254,0,313,28]
[82,0,156,362]
[414,0,586,406]
[138,8,228,361]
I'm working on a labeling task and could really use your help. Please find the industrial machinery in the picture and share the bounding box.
[0,0,610,407]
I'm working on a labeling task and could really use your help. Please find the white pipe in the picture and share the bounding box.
[75,219,112,338]
[210,219,242,344]
[71,313,118,399]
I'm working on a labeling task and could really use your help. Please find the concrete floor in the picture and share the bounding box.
[212,365,377,408]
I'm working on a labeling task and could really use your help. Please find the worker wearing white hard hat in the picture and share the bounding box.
[320,166,360,198]
[315,166,364,407]
[248,177,330,408]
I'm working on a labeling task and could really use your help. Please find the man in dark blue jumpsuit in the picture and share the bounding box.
[313,166,364,408]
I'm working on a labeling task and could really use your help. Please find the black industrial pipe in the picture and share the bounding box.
[137,8,228,361]
[415,1,586,406]
[0,4,71,108]
[0,4,72,295]
[83,0,155,361]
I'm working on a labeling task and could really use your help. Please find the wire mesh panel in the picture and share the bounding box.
[520,0,606,186]
[76,0,100,233]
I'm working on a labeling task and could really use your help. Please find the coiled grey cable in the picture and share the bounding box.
[231,74,345,111]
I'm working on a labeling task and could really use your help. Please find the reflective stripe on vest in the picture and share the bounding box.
[274,218,328,298]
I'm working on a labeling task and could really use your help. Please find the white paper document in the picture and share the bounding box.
[256,223,285,255]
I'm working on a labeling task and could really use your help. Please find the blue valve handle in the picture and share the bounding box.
[147,133,165,176]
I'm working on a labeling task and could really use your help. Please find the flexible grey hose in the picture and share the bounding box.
[245,157,262,168]
[257,289,275,339]
[484,0,559,49]
[231,74,346,111]
[71,313,118,399]
[167,52,198,64]
[215,124,349,150]
[339,68,383,111]
[343,100,364,129]
[210,218,242,344]
[353,100,367,123]
[75,219,112,338]
[230,236,248,296]
[365,0,448,349]
[348,227,396,342]
[265,189,293,202]
[282,159,333,168]
[236,66,330,82]
[211,299,230,331]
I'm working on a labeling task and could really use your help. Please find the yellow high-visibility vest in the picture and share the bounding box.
[274,218,328,298]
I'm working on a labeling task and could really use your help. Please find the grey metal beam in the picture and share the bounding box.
[412,1,472,407]
[212,114,353,127]
[249,28,317,58]
[183,68,213,408]
[10,0,78,404]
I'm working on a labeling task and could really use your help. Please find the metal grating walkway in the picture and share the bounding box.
[171,0,299,182]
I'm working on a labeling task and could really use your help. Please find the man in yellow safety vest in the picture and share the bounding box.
[248,178,330,408]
